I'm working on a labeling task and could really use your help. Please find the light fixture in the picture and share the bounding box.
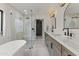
[59,3,66,7]
[24,10,28,15]
[48,8,56,17]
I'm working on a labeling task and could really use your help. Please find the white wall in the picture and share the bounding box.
[55,4,68,33]
[0,3,6,45]
[0,3,23,45]
[14,11,24,40]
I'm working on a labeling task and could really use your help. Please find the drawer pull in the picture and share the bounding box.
[67,54,71,56]
[51,43,53,49]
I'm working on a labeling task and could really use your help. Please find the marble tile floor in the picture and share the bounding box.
[25,37,50,56]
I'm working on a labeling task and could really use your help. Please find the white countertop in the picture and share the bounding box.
[46,32,79,56]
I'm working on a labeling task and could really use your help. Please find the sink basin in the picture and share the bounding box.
[70,38,79,46]
[52,33,68,37]
[52,33,63,36]
[51,33,70,40]
[53,34,62,36]
[51,33,77,43]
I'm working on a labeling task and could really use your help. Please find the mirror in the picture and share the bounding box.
[0,10,3,35]
[64,3,79,29]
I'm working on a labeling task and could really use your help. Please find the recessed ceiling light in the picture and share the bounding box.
[24,10,27,12]
[24,10,28,14]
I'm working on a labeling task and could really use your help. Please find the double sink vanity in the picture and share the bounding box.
[44,3,79,56]
[45,32,79,56]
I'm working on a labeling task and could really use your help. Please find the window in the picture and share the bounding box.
[0,10,3,35]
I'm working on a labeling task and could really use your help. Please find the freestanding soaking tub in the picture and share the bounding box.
[0,40,26,56]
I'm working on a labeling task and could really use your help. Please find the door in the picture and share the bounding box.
[36,20,42,36]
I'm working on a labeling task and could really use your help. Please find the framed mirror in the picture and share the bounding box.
[64,3,79,29]
[0,10,3,35]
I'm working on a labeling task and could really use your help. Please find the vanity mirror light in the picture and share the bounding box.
[64,3,79,29]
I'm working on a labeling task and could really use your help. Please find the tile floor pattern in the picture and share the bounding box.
[25,37,50,56]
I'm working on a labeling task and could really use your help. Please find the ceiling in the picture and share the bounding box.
[10,3,59,15]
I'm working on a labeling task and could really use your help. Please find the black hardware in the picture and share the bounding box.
[64,32,66,35]
[67,54,71,56]
[51,43,53,49]
[63,28,70,36]
[70,33,72,37]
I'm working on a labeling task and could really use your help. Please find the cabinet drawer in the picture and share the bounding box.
[52,39,61,56]
[54,48,61,56]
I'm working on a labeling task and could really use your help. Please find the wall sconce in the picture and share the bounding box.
[48,8,56,18]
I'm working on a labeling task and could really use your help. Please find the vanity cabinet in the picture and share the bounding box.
[53,39,61,56]
[45,33,54,55]
[45,33,75,56]
[45,33,61,56]
[45,33,51,48]
[62,46,75,56]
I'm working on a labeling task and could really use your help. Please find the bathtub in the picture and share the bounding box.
[0,40,26,56]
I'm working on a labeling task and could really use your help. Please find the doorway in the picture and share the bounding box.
[36,19,43,36]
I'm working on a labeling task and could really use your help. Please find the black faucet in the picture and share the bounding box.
[66,28,69,36]
[63,28,70,36]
